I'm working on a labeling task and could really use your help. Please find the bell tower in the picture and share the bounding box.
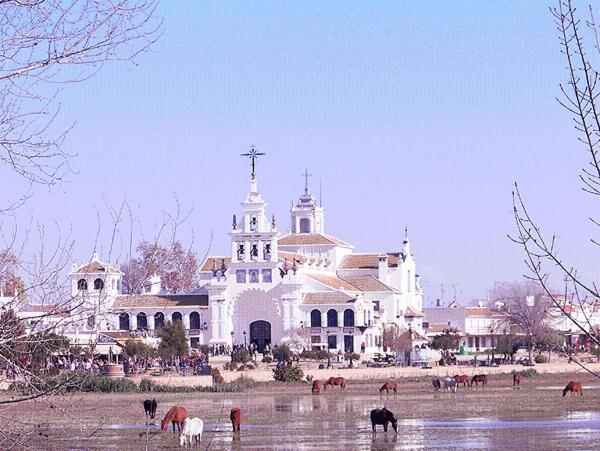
[229,148,279,282]
[290,169,324,234]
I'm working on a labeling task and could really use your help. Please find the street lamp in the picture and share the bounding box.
[243,330,247,347]
[230,331,235,363]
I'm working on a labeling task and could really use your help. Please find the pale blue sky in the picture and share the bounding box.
[6,1,598,303]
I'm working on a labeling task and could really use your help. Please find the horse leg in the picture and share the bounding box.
[372,422,376,433]
[383,422,388,432]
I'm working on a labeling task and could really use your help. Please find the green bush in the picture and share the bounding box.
[262,356,273,363]
[520,368,538,378]
[534,354,548,364]
[231,348,252,365]
[223,362,238,371]
[272,344,293,362]
[10,371,245,394]
[272,365,304,382]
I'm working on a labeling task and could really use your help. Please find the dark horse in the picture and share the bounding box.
[563,381,583,397]
[230,407,241,432]
[161,406,187,433]
[453,375,470,388]
[324,377,346,390]
[370,408,398,433]
[432,378,441,391]
[471,374,487,388]
[143,399,157,419]
[379,381,397,395]
[513,373,522,389]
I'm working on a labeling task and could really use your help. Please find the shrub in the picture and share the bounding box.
[272,344,293,362]
[231,348,252,365]
[262,356,273,363]
[520,368,538,378]
[245,364,255,370]
[211,368,224,384]
[344,352,360,367]
[273,365,304,382]
[534,354,548,364]
[318,364,325,369]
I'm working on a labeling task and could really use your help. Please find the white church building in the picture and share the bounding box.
[57,157,425,355]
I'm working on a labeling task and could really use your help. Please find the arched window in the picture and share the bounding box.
[327,309,338,327]
[299,218,310,233]
[343,309,355,327]
[77,279,88,291]
[94,278,104,290]
[190,311,200,329]
[154,312,165,328]
[310,309,322,328]
[137,312,148,330]
[172,311,182,323]
[119,313,130,330]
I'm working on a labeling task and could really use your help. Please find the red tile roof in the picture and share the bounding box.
[338,253,401,270]
[278,233,353,248]
[113,294,209,309]
[341,275,397,292]
[73,260,121,274]
[305,273,359,292]
[303,292,356,305]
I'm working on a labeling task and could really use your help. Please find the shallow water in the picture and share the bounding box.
[55,397,600,450]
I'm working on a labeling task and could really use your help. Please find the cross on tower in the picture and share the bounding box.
[241,146,265,180]
[302,168,312,193]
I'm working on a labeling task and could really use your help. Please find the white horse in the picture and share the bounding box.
[179,417,203,448]
[444,377,457,393]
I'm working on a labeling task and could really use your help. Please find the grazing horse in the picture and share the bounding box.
[370,408,398,433]
[471,374,487,388]
[143,399,158,419]
[161,406,187,433]
[513,373,522,389]
[563,381,583,397]
[230,407,241,432]
[324,377,346,391]
[312,380,322,395]
[379,381,397,395]
[453,375,470,388]
[444,377,457,393]
[432,378,442,392]
[179,417,203,447]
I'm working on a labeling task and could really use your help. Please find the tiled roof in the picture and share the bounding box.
[113,294,209,309]
[405,306,425,317]
[200,257,231,272]
[278,233,353,248]
[73,260,121,274]
[303,292,356,305]
[338,253,401,270]
[341,275,397,292]
[305,273,359,292]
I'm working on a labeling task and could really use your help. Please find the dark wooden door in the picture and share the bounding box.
[250,320,271,353]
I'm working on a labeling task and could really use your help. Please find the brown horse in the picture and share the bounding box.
[161,406,187,433]
[453,375,470,388]
[230,407,241,432]
[379,381,397,395]
[312,380,322,395]
[513,373,522,389]
[471,374,487,388]
[324,377,346,390]
[563,381,583,397]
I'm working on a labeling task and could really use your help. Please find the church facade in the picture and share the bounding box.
[60,160,425,355]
